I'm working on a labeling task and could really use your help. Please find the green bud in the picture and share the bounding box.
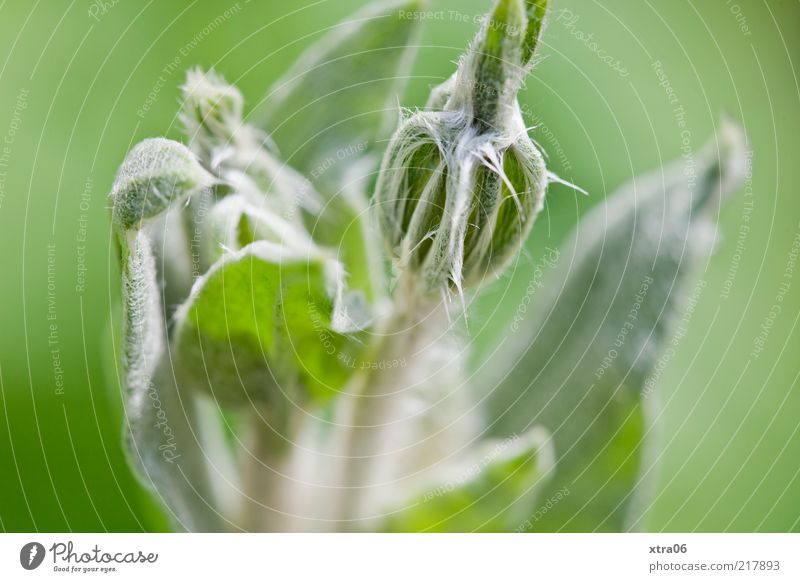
[375,0,549,293]
[375,109,546,293]
[181,68,322,221]
[181,68,245,166]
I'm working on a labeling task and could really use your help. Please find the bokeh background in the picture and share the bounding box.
[0,0,797,532]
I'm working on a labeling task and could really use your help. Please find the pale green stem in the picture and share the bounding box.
[333,273,444,529]
[240,404,297,532]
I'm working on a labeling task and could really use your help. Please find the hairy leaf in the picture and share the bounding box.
[117,230,222,531]
[172,241,365,413]
[110,138,213,231]
[484,120,748,531]
[181,69,324,222]
[521,0,548,66]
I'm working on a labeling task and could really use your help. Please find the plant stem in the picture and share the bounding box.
[239,407,294,531]
[332,273,444,529]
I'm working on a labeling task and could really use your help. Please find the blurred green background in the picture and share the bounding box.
[0,0,797,532]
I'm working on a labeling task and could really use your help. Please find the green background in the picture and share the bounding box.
[0,0,797,531]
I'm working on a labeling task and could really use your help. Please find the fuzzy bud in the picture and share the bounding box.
[181,69,323,220]
[181,68,245,167]
[375,0,549,293]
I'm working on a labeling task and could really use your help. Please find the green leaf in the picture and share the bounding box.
[521,0,548,66]
[110,138,214,231]
[382,428,554,532]
[172,240,366,413]
[467,0,527,130]
[484,120,749,531]
[117,230,222,531]
[258,0,425,188]
[433,0,550,129]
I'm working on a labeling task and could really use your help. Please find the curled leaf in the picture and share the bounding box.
[172,241,366,412]
[117,231,222,531]
[181,69,323,221]
[110,138,214,231]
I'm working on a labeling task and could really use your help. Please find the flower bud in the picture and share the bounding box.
[181,68,245,167]
[375,0,549,293]
[375,110,545,292]
[181,68,322,221]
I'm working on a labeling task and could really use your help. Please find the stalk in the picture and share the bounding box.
[239,406,296,532]
[332,273,447,529]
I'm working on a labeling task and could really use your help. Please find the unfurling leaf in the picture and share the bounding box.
[181,69,323,222]
[484,120,748,531]
[205,194,319,262]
